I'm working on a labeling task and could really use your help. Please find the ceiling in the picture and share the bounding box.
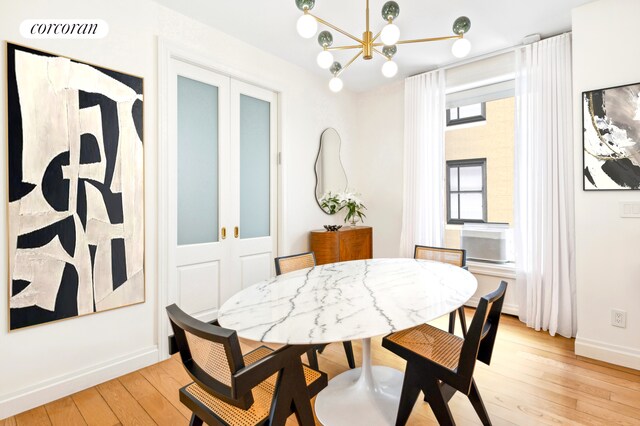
[154,0,595,92]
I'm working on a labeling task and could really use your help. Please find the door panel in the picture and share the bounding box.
[240,253,271,290]
[170,60,230,321]
[231,81,278,295]
[178,262,219,316]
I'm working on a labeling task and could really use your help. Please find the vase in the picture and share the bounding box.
[349,216,358,227]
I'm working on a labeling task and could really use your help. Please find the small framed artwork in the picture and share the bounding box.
[6,43,145,330]
[583,81,640,190]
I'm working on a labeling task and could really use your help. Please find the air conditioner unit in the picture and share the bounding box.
[461,223,514,264]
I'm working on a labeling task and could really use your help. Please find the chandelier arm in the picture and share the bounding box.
[372,47,385,57]
[336,50,364,77]
[306,12,364,44]
[326,44,364,52]
[371,30,382,43]
[391,34,462,46]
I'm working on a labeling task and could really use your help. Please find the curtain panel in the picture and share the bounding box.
[514,33,577,338]
[400,70,446,257]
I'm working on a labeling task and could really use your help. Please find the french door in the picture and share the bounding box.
[168,59,277,323]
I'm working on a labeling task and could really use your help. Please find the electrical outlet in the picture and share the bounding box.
[611,309,627,328]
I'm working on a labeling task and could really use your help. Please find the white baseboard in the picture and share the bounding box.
[465,297,519,316]
[0,345,159,419]
[575,336,640,371]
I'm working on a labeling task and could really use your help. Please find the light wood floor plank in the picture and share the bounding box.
[44,397,87,426]
[0,417,17,426]
[138,362,193,419]
[71,388,120,426]
[119,371,188,426]
[15,406,51,426]
[96,380,155,426]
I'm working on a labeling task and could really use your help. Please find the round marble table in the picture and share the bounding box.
[218,258,477,426]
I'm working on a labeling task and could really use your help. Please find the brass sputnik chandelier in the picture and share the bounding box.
[294,0,472,92]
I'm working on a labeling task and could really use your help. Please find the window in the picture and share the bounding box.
[446,103,486,127]
[447,158,487,224]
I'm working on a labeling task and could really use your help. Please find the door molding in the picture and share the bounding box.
[157,38,284,360]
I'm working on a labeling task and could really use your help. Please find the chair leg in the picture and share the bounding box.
[189,414,204,426]
[395,362,422,426]
[458,307,468,338]
[343,341,356,369]
[423,377,456,426]
[448,311,456,334]
[270,361,315,426]
[306,348,319,370]
[468,379,492,426]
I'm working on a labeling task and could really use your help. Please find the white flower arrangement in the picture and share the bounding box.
[320,190,367,225]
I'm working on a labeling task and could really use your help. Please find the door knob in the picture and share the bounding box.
[221,227,226,239]
[234,226,239,238]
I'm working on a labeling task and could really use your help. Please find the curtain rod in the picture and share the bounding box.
[409,31,572,77]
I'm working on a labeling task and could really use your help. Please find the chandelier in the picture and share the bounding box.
[294,0,472,92]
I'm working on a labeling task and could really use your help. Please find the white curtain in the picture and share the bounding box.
[400,70,446,257]
[514,33,577,338]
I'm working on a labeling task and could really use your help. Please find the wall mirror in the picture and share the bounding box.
[315,128,348,214]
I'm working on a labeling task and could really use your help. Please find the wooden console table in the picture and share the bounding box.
[309,226,373,265]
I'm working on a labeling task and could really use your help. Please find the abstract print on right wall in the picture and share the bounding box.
[583,81,640,190]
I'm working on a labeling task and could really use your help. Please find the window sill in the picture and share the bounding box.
[467,260,516,279]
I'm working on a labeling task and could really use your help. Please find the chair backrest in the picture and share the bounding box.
[274,251,316,276]
[166,304,254,409]
[414,245,466,268]
[456,281,508,387]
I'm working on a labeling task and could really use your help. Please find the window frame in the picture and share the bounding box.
[446,158,488,225]
[446,103,487,127]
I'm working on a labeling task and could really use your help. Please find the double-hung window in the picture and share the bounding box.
[447,158,487,224]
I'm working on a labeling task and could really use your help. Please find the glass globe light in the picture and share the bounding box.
[381,1,400,21]
[329,77,343,92]
[381,23,400,46]
[295,0,315,12]
[329,61,342,76]
[317,31,333,48]
[451,37,471,58]
[382,45,397,59]
[382,60,398,78]
[452,16,471,35]
[297,14,318,38]
[317,50,334,69]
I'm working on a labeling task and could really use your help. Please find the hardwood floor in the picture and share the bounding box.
[4,310,640,426]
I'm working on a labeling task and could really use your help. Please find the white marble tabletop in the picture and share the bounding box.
[218,258,477,345]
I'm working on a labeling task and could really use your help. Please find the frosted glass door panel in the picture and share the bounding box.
[177,76,219,245]
[240,95,270,239]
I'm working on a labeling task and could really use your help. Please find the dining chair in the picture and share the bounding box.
[166,304,328,426]
[382,281,508,426]
[274,252,357,370]
[414,245,469,337]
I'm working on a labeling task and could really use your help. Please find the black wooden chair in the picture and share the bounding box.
[166,304,327,426]
[415,245,469,337]
[274,252,356,370]
[382,281,508,426]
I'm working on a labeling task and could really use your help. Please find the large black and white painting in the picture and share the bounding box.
[7,43,144,330]
[583,82,640,190]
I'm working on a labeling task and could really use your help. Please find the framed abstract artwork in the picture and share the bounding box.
[6,43,145,330]
[583,81,640,190]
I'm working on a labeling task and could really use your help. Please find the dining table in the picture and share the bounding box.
[217,258,477,426]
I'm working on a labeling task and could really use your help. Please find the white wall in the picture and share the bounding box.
[572,0,640,369]
[350,81,405,258]
[0,0,358,418]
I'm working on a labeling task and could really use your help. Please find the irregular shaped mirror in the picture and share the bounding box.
[315,128,348,214]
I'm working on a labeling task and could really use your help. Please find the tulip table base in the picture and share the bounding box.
[314,338,404,426]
